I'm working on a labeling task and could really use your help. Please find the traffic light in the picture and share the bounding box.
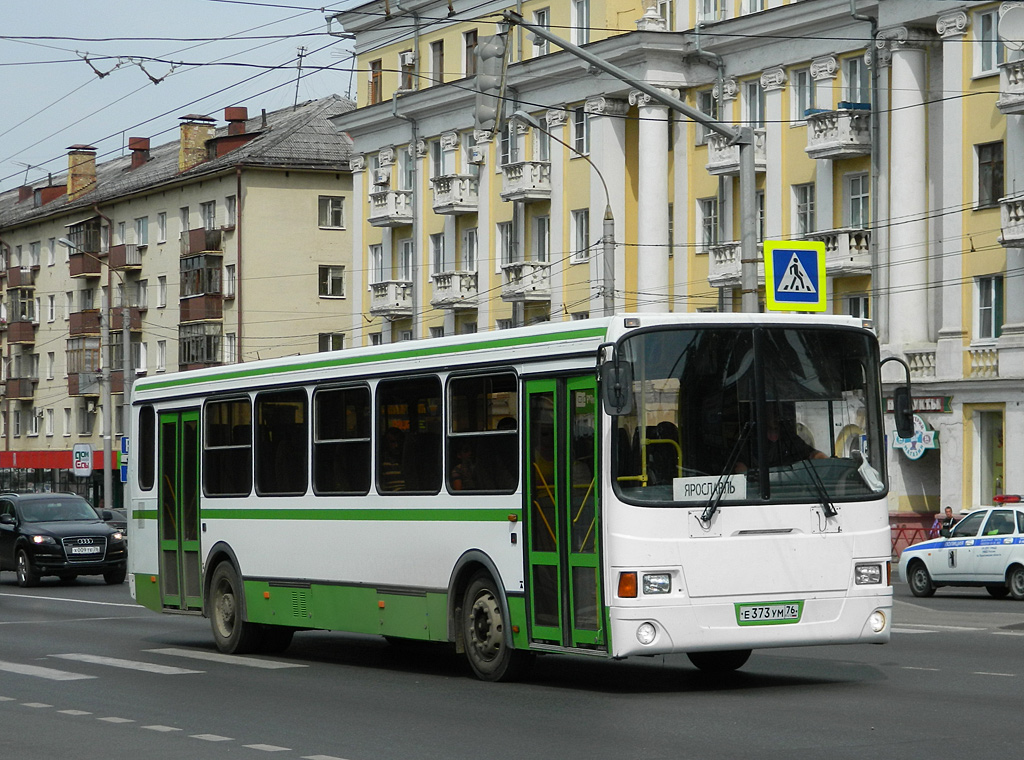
[474,34,508,133]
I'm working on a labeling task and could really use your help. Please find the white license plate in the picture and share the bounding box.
[735,601,802,625]
[70,546,101,555]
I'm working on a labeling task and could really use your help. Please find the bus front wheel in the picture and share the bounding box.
[209,562,261,654]
[687,649,752,673]
[462,573,531,682]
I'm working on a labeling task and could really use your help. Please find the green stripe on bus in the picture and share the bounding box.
[135,326,607,393]
[195,507,522,522]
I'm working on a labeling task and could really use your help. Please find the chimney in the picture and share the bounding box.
[67,145,97,201]
[18,186,33,203]
[128,137,151,169]
[178,114,216,172]
[224,107,248,136]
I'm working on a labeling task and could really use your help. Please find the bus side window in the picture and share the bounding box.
[205,398,253,497]
[138,405,156,491]
[447,373,518,494]
[255,389,308,497]
[313,386,371,495]
[378,376,443,494]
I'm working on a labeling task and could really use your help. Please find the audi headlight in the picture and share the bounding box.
[855,563,882,585]
[111,532,124,542]
[31,534,57,545]
[642,573,671,594]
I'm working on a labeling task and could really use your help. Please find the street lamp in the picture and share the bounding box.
[58,237,132,510]
[511,110,616,317]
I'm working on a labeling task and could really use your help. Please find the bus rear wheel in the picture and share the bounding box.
[687,649,752,673]
[462,573,531,682]
[209,562,261,654]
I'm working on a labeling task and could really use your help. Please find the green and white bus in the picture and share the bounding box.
[128,313,906,680]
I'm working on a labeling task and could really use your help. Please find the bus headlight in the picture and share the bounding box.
[636,622,658,645]
[855,563,882,585]
[868,610,886,633]
[642,573,671,594]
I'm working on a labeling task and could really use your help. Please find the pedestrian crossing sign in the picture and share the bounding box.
[763,240,827,312]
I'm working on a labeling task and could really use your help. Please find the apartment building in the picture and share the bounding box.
[329,0,1022,517]
[0,95,355,501]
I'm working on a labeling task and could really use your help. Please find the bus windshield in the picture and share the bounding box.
[611,325,886,506]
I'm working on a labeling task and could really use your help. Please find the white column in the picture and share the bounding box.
[473,128,494,331]
[350,155,367,345]
[545,108,568,319]
[630,89,674,312]
[585,96,628,315]
[936,11,968,378]
[879,27,931,347]
[762,68,786,242]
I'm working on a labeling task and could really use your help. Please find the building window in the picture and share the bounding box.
[133,341,148,374]
[744,80,765,128]
[430,140,444,179]
[696,89,719,145]
[318,265,345,297]
[847,173,870,228]
[497,319,513,331]
[845,56,870,104]
[756,191,765,242]
[370,333,383,346]
[462,227,478,271]
[225,195,236,227]
[179,206,190,233]
[369,59,383,104]
[572,106,590,155]
[571,209,590,263]
[430,233,445,274]
[976,275,1003,341]
[225,334,237,364]
[500,121,513,166]
[977,9,1004,76]
[64,408,71,437]
[791,68,814,121]
[399,50,415,90]
[157,340,167,372]
[157,212,167,243]
[46,409,54,437]
[179,323,222,366]
[399,240,413,281]
[498,221,516,266]
[430,326,445,339]
[698,197,719,252]
[47,238,56,266]
[116,222,126,246]
[135,216,149,245]
[533,9,550,56]
[200,201,216,231]
[794,183,816,235]
[534,216,550,263]
[223,265,234,300]
[318,196,345,228]
[698,0,721,22]
[977,141,1004,208]
[46,352,55,380]
[571,0,590,45]
[369,244,385,284]
[319,333,345,351]
[431,40,445,84]
[744,0,764,13]
[464,30,478,76]
[47,294,55,322]
[157,275,167,308]
[534,117,550,162]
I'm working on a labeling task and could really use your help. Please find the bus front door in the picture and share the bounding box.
[525,377,604,650]
[158,410,203,611]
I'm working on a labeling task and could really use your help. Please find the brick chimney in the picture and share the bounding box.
[18,186,33,203]
[128,137,151,169]
[225,107,248,135]
[178,114,216,173]
[67,145,97,201]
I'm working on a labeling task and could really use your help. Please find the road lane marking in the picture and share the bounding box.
[143,725,182,732]
[0,660,95,681]
[901,666,940,671]
[22,702,52,708]
[303,756,352,760]
[49,653,203,675]
[891,628,937,634]
[245,745,291,752]
[59,710,93,716]
[147,647,307,669]
[0,593,140,608]
[98,716,135,723]
[192,734,234,742]
[973,671,1015,677]
[0,616,151,626]
[894,623,986,632]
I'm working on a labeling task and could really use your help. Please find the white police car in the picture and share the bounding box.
[899,499,1024,600]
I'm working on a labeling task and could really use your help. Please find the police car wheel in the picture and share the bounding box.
[907,562,935,598]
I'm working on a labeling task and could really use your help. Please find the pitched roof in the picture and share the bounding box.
[0,95,355,228]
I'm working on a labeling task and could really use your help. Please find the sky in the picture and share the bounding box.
[0,0,358,194]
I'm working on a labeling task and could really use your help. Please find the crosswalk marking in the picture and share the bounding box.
[192,734,233,742]
[143,725,182,733]
[98,716,135,724]
[147,647,307,669]
[59,710,93,716]
[49,653,203,675]
[0,660,95,681]
[245,744,291,752]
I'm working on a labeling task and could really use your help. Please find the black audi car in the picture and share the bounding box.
[0,493,127,587]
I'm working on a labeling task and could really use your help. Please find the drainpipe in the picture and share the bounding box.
[236,166,243,362]
[850,0,882,341]
[393,92,419,340]
[0,237,9,455]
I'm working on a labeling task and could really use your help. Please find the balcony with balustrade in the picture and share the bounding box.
[431,175,479,215]
[69,310,101,337]
[368,190,414,227]
[430,271,478,310]
[803,228,872,277]
[1000,194,1024,247]
[109,243,142,271]
[5,376,37,401]
[369,280,414,317]
[69,250,102,278]
[997,60,1024,115]
[7,267,35,288]
[500,161,551,203]
[500,261,550,302]
[706,241,765,289]
[705,128,766,176]
[804,105,871,160]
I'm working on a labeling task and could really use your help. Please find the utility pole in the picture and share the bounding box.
[502,11,760,313]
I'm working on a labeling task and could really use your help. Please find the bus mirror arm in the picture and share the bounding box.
[598,342,634,416]
[880,357,914,439]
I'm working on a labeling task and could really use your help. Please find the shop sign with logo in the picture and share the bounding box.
[892,414,939,460]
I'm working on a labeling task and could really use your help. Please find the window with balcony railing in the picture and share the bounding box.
[179,322,222,366]
[180,254,223,297]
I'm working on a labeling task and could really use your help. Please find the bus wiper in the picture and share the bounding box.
[701,421,754,525]
[798,459,837,518]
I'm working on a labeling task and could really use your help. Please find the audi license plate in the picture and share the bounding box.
[71,546,101,555]
[735,601,803,626]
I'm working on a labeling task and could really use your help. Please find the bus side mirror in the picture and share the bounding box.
[893,385,914,439]
[600,361,634,416]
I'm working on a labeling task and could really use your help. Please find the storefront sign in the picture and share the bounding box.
[886,395,952,414]
[892,414,940,460]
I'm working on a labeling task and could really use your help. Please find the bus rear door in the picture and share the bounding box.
[525,376,605,650]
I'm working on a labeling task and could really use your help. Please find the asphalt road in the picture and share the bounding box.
[2,574,1022,760]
